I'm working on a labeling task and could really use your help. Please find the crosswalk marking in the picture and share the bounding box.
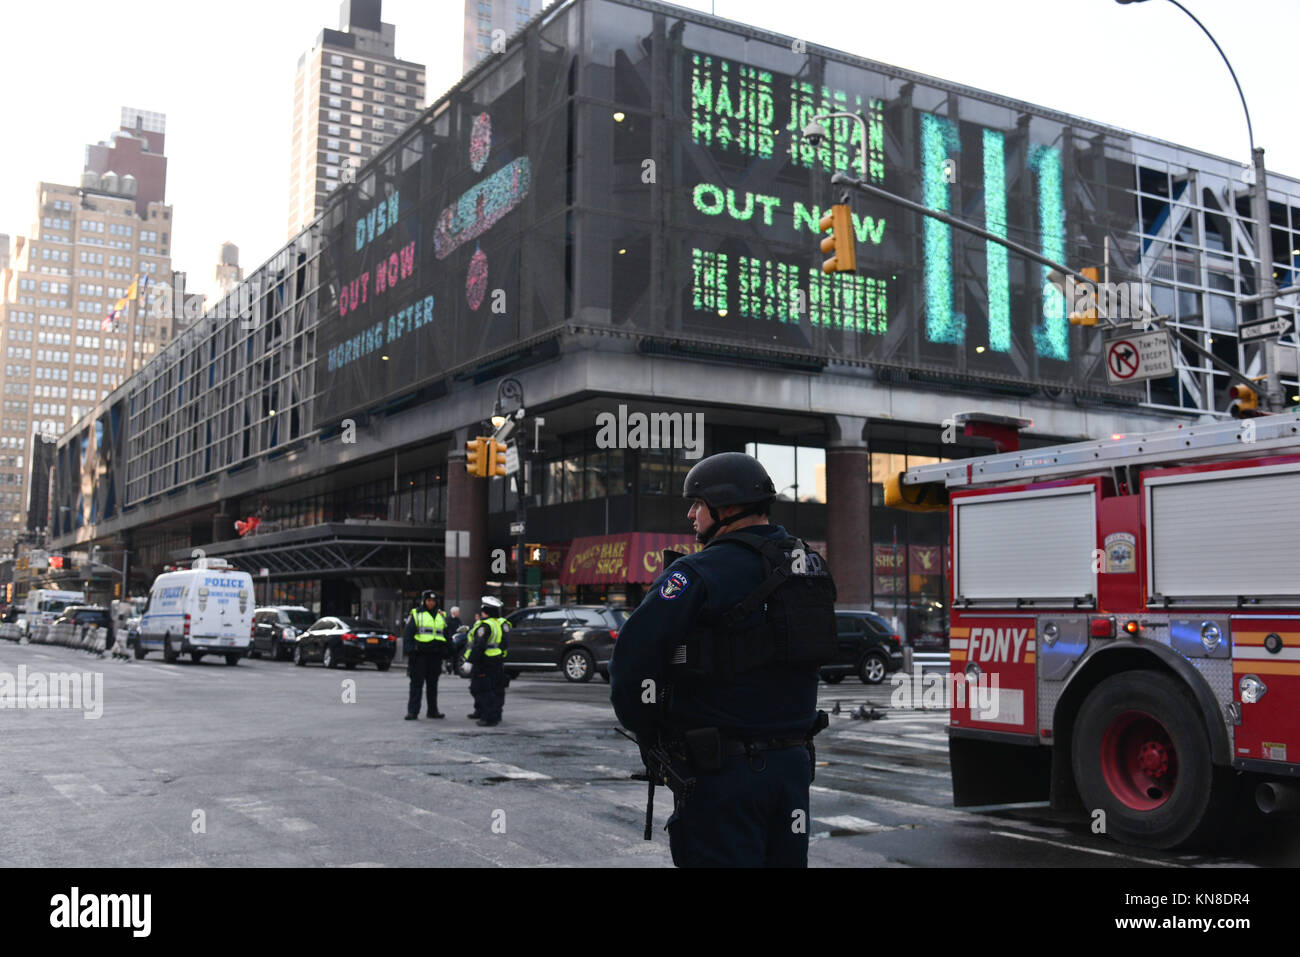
[220,796,319,834]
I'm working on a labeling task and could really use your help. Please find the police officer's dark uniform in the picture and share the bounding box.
[610,452,835,867]
[403,590,450,719]
[465,596,510,726]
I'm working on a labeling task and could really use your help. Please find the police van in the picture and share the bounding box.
[137,559,254,665]
[19,588,86,638]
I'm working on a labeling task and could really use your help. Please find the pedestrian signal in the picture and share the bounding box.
[524,544,546,566]
[465,437,490,477]
[819,203,856,274]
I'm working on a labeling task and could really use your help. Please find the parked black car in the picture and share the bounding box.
[53,605,113,629]
[292,616,396,670]
[822,610,905,684]
[251,606,317,661]
[502,605,628,683]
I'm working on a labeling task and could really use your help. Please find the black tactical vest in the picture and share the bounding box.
[674,532,838,680]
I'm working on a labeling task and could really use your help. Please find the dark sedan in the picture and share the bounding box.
[502,605,628,683]
[292,616,396,670]
[822,610,906,684]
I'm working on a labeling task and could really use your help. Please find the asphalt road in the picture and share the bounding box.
[0,639,1295,869]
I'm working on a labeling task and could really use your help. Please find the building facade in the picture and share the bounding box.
[53,0,1300,644]
[0,108,176,553]
[287,0,427,239]
[463,0,548,72]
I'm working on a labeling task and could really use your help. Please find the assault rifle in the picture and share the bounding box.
[615,726,696,841]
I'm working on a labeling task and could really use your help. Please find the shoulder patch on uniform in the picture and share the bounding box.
[659,570,691,600]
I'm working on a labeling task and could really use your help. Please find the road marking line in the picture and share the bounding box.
[989,830,1183,867]
[45,773,107,803]
[814,815,884,831]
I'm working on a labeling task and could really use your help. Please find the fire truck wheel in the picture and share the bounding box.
[1072,670,1228,850]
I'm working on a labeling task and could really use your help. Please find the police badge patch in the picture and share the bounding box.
[660,570,690,600]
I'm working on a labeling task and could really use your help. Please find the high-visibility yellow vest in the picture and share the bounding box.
[466,617,509,659]
[412,609,448,644]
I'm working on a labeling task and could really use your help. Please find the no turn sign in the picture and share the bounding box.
[1105,331,1173,384]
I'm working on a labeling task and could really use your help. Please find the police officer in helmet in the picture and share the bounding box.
[610,451,835,867]
[403,589,450,719]
[465,595,510,726]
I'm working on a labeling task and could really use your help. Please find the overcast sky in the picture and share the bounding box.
[1,0,1295,288]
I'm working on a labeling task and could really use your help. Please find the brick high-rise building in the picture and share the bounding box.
[286,0,426,238]
[0,108,175,550]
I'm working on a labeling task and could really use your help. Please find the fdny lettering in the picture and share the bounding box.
[659,571,691,600]
[968,626,1030,663]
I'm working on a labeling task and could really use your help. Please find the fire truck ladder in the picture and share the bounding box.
[904,409,1300,489]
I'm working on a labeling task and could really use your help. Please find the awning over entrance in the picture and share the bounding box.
[561,533,705,586]
[167,522,444,579]
[561,532,829,586]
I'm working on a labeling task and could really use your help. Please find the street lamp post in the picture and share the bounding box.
[778,483,799,536]
[1116,0,1281,408]
[492,378,527,610]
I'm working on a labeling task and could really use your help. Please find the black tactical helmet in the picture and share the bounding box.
[421,590,438,604]
[683,452,775,507]
[683,452,775,543]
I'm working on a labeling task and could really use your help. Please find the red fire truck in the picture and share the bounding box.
[889,410,1300,849]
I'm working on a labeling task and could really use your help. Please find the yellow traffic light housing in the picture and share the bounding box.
[524,544,546,566]
[1069,267,1100,325]
[489,439,508,477]
[819,203,857,274]
[465,437,489,477]
[1229,383,1260,418]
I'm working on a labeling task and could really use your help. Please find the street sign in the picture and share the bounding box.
[504,444,520,476]
[1104,331,1174,384]
[509,522,525,535]
[259,567,269,577]
[445,530,470,558]
[1240,314,1294,342]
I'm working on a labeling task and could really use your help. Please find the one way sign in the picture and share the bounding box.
[1240,314,1294,342]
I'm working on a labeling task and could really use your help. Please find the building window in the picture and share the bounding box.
[330,54,343,66]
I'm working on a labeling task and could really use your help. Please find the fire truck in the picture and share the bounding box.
[889,410,1300,849]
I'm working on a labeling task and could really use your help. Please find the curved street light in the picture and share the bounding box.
[1115,0,1281,407]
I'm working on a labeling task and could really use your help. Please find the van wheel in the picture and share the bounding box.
[376,661,391,672]
[134,642,146,660]
[270,639,281,661]
[1072,670,1230,849]
[345,661,356,670]
[191,651,204,663]
[225,654,240,666]
[294,644,306,667]
[163,633,178,663]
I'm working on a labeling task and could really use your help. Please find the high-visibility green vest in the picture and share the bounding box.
[466,617,509,659]
[412,608,448,644]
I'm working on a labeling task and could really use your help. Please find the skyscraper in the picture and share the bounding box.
[0,107,176,550]
[286,0,427,238]
[463,0,547,72]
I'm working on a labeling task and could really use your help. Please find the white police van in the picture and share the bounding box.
[137,558,254,665]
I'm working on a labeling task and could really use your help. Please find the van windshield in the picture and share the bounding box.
[40,600,71,614]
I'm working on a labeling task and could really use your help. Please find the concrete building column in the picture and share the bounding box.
[446,442,488,618]
[825,414,870,609]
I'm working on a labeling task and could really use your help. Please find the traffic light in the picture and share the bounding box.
[49,556,65,570]
[524,544,546,566]
[465,437,489,477]
[1068,267,1100,326]
[1228,383,1261,418]
[488,439,508,478]
[819,203,857,274]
